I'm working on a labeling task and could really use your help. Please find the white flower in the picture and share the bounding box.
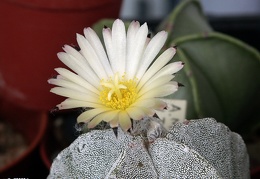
[48,19,183,131]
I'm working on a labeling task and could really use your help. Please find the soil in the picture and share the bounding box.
[0,120,28,169]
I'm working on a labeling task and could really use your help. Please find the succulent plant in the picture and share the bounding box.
[47,1,253,177]
[48,118,249,178]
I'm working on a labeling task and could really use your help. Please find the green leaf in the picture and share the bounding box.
[157,0,212,45]
[171,32,260,135]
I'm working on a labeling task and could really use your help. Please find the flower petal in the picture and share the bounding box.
[62,45,87,64]
[138,75,174,97]
[48,78,87,93]
[137,47,176,91]
[59,48,100,88]
[138,81,178,100]
[57,52,83,74]
[131,98,157,108]
[103,27,114,73]
[126,21,140,64]
[126,107,146,121]
[84,27,113,77]
[126,22,148,79]
[151,99,167,111]
[55,68,99,94]
[131,98,166,111]
[136,31,168,80]
[77,107,112,123]
[87,115,104,128]
[50,87,99,102]
[147,61,183,84]
[57,98,103,110]
[119,111,131,131]
[139,107,155,117]
[88,115,103,129]
[77,33,108,79]
[102,110,120,122]
[109,117,119,128]
[111,19,127,76]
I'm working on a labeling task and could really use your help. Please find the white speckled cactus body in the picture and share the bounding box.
[48,118,250,178]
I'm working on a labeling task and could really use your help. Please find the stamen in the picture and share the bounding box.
[101,73,127,101]
[100,73,138,110]
[108,89,115,101]
[101,82,115,89]
[115,87,122,100]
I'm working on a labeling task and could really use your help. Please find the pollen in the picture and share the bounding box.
[100,73,138,110]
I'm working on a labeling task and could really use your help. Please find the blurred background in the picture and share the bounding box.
[0,0,259,178]
[120,0,260,50]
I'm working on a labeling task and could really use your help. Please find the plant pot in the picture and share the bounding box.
[40,133,53,170]
[0,0,122,111]
[0,98,48,177]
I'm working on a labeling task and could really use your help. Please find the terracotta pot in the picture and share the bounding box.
[40,133,52,170]
[0,98,48,177]
[0,0,122,110]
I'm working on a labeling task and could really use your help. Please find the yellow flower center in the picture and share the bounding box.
[100,73,138,110]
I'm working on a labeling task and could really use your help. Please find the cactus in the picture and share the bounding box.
[167,118,250,178]
[47,1,253,177]
[48,118,249,178]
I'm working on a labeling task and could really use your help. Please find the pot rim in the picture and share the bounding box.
[0,112,48,173]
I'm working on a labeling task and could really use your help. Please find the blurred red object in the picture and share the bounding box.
[0,0,122,110]
[0,98,48,177]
